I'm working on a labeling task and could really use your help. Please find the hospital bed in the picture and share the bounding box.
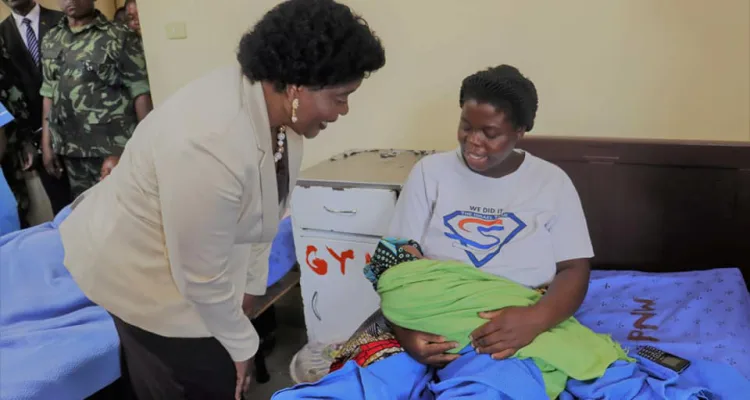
[1,137,748,399]
[286,136,750,389]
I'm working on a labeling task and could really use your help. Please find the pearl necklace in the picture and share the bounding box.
[274,125,287,163]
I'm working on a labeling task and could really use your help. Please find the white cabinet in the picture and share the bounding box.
[290,150,429,345]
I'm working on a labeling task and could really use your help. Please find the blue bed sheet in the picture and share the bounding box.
[0,207,120,400]
[274,351,750,400]
[577,268,750,379]
[274,268,750,399]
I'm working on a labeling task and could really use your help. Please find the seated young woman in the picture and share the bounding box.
[388,64,593,367]
[273,65,596,399]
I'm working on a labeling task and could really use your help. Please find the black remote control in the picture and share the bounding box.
[636,345,691,374]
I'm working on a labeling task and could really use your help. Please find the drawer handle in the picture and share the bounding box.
[323,206,357,216]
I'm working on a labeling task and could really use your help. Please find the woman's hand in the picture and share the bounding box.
[100,155,120,180]
[392,324,459,367]
[470,305,548,360]
[234,359,251,400]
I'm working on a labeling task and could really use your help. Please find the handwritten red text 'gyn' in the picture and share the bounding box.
[305,245,372,276]
[628,298,659,342]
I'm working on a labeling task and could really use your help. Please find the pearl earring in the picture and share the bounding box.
[291,98,299,123]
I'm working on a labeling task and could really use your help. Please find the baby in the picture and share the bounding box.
[362,237,631,399]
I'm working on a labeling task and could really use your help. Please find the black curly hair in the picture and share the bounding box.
[238,0,386,92]
[459,65,539,132]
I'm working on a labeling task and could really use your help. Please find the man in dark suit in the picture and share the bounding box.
[1,0,71,215]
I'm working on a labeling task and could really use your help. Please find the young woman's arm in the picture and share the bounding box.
[384,161,461,365]
[534,258,590,328]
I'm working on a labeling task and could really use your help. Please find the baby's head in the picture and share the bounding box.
[363,237,423,288]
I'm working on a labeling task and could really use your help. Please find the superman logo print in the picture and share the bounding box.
[443,210,527,268]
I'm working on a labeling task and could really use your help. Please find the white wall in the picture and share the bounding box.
[26,1,750,169]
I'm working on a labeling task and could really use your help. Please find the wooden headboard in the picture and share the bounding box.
[517,136,750,287]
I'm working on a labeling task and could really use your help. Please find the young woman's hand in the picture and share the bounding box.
[470,305,548,360]
[392,324,459,367]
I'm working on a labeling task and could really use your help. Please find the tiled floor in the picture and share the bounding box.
[246,286,307,399]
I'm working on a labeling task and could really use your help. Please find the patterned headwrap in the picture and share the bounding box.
[363,237,423,289]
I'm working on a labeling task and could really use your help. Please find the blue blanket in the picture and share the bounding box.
[274,347,750,399]
[273,269,750,399]
[274,348,550,400]
[0,167,20,236]
[0,207,120,400]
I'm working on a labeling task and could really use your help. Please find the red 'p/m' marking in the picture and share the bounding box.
[627,298,659,342]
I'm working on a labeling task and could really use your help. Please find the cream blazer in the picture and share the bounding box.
[60,65,303,362]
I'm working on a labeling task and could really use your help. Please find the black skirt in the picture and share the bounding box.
[111,314,236,400]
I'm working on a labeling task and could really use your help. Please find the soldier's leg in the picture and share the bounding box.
[62,157,103,199]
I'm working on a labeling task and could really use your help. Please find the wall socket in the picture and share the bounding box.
[165,22,187,40]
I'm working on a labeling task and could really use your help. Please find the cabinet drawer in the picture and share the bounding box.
[291,186,397,237]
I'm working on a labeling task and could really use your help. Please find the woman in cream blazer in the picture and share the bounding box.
[58,1,385,398]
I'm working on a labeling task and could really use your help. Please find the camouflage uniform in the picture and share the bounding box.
[0,35,32,225]
[40,11,150,197]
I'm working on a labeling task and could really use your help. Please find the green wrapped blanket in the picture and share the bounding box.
[378,259,633,399]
